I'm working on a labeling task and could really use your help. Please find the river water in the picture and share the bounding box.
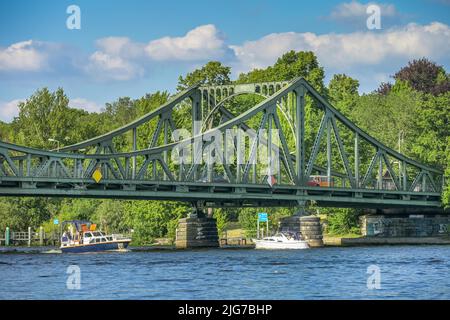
[0,245,449,299]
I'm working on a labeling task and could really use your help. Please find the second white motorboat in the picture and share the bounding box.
[253,232,309,249]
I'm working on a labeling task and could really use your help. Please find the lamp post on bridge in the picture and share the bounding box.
[48,138,60,152]
[48,137,69,152]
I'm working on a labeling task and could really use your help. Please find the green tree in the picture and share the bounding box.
[410,91,450,166]
[92,200,129,234]
[351,83,423,155]
[328,74,359,116]
[124,201,189,244]
[237,50,326,94]
[394,58,450,95]
[177,61,231,91]
[0,197,57,231]
[325,208,360,235]
[212,209,229,235]
[0,121,11,141]
[238,207,293,237]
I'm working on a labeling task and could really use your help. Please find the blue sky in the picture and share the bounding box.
[1,0,449,122]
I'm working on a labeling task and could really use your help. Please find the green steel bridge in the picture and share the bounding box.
[0,78,444,209]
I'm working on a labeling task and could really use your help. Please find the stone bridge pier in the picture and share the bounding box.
[175,208,219,249]
[360,208,450,237]
[279,207,324,247]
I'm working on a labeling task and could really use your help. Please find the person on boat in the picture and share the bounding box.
[61,231,69,243]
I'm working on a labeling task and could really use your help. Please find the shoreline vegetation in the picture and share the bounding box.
[3,235,450,253]
[0,53,449,244]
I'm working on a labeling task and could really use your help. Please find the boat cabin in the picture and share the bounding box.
[82,231,113,244]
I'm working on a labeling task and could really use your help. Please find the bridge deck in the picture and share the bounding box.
[0,177,441,208]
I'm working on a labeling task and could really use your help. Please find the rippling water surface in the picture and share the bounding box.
[1,246,449,299]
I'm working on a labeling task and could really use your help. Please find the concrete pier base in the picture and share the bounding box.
[279,215,301,233]
[300,216,324,247]
[279,214,324,247]
[360,213,450,237]
[175,211,219,249]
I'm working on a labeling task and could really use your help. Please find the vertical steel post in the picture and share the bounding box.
[26,154,31,177]
[402,160,407,191]
[19,160,23,177]
[327,117,332,185]
[268,113,272,177]
[164,119,169,181]
[132,127,137,180]
[73,159,78,179]
[192,91,202,181]
[295,87,305,185]
[354,133,360,188]
[378,152,383,189]
[236,130,242,183]
[200,89,204,122]
[422,171,427,192]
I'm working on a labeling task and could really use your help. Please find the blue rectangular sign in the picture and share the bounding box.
[258,213,268,222]
[53,219,59,225]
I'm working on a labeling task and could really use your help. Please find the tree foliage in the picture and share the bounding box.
[0,52,449,243]
[237,50,326,94]
[177,61,231,91]
[328,74,359,116]
[394,58,450,95]
[325,208,360,235]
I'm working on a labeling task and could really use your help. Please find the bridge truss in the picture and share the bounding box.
[0,78,444,208]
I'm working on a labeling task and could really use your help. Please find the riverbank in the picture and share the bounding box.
[0,245,178,254]
[323,235,450,246]
[2,237,450,253]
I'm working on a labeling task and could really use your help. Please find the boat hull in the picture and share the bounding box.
[60,240,130,253]
[254,240,309,250]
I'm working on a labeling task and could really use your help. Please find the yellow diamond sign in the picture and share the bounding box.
[92,168,103,183]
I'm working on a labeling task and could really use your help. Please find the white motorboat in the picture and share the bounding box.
[253,232,309,249]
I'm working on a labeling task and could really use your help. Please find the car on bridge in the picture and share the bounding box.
[307,175,334,187]
[197,175,229,183]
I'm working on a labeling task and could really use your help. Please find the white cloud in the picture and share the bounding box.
[0,99,23,122]
[69,98,103,113]
[84,36,146,81]
[84,25,230,81]
[230,22,450,76]
[145,24,228,61]
[0,40,47,72]
[1,22,449,92]
[86,50,143,81]
[330,1,398,21]
[95,37,144,58]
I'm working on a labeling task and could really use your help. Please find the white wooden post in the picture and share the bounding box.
[257,219,260,239]
[28,227,31,247]
[39,226,44,246]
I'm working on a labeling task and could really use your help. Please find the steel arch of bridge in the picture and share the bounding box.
[0,78,444,208]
